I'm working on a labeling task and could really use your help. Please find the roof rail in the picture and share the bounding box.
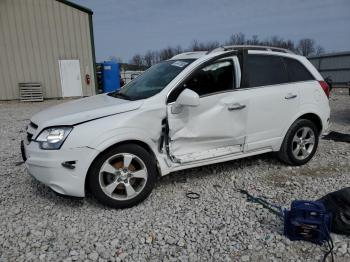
[211,45,294,54]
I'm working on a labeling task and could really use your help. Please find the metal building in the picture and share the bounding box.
[308,51,350,87]
[0,0,96,100]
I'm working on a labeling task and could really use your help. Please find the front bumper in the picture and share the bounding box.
[22,140,99,197]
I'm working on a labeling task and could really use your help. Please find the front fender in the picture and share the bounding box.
[89,128,169,175]
[90,128,157,152]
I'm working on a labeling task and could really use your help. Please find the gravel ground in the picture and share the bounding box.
[0,90,349,262]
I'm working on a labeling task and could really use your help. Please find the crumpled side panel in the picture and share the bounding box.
[167,93,248,157]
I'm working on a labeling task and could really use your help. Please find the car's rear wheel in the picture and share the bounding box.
[88,144,157,208]
[277,119,319,166]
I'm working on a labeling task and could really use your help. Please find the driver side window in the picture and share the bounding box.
[184,60,234,96]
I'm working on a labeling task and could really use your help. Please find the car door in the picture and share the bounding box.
[166,58,248,163]
[240,54,300,151]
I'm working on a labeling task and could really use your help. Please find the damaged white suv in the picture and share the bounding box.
[22,46,330,208]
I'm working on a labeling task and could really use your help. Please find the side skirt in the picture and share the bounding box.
[166,147,273,174]
[174,145,243,164]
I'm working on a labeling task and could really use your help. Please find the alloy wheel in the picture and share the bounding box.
[98,153,148,200]
[291,127,315,160]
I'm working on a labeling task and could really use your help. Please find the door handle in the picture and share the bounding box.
[227,103,246,111]
[285,94,297,100]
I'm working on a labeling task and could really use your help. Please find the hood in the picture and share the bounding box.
[31,94,143,127]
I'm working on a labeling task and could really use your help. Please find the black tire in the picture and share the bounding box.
[88,144,157,208]
[277,119,319,166]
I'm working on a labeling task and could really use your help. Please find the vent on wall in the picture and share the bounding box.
[19,83,44,102]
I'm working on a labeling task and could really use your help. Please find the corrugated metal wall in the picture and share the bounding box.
[309,52,350,85]
[0,0,96,100]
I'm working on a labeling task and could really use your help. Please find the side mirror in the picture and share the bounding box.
[176,88,200,107]
[171,89,199,114]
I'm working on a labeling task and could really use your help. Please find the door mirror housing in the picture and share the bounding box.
[176,88,200,107]
[171,89,200,114]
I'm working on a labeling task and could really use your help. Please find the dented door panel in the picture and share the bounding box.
[167,92,248,160]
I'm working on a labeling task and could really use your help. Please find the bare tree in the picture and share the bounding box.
[159,47,175,61]
[270,36,282,47]
[226,33,245,45]
[127,34,324,65]
[130,54,143,66]
[283,40,295,51]
[204,41,220,51]
[152,51,161,64]
[189,40,219,51]
[189,40,202,51]
[174,45,183,54]
[271,37,295,51]
[246,35,259,45]
[315,45,325,55]
[297,38,316,56]
[143,51,153,68]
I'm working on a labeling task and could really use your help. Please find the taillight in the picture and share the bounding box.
[319,81,330,98]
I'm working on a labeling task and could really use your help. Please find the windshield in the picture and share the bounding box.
[109,59,194,100]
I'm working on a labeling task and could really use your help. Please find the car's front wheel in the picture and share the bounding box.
[88,144,157,208]
[278,119,319,166]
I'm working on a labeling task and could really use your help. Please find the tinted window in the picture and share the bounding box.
[247,55,288,87]
[184,60,234,96]
[284,58,314,82]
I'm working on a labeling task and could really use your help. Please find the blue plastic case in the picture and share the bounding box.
[284,200,332,245]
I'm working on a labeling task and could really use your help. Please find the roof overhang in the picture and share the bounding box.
[55,0,93,14]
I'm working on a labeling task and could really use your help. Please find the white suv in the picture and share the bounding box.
[22,46,330,208]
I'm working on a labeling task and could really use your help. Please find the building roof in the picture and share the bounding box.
[56,0,93,14]
[308,51,350,59]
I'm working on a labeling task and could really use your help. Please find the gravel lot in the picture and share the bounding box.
[0,90,349,262]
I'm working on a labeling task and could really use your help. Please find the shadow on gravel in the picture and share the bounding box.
[158,152,282,186]
[26,153,284,209]
[29,177,127,210]
[323,131,350,143]
[29,179,84,208]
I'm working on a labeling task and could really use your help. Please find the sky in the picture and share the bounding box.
[72,0,350,63]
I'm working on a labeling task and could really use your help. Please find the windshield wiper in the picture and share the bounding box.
[110,92,132,100]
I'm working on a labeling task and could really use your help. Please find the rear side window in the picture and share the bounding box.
[247,55,288,87]
[283,58,314,82]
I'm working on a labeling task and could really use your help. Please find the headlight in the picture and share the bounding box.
[35,127,73,150]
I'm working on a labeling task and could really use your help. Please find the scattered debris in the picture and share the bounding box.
[186,191,200,199]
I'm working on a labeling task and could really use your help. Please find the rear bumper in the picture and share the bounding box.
[322,118,331,135]
[22,140,99,197]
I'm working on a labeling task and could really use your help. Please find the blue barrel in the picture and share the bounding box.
[102,61,120,93]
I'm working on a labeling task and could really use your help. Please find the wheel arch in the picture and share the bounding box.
[284,111,323,139]
[85,139,161,193]
[276,111,324,152]
[297,113,323,135]
[277,114,321,166]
